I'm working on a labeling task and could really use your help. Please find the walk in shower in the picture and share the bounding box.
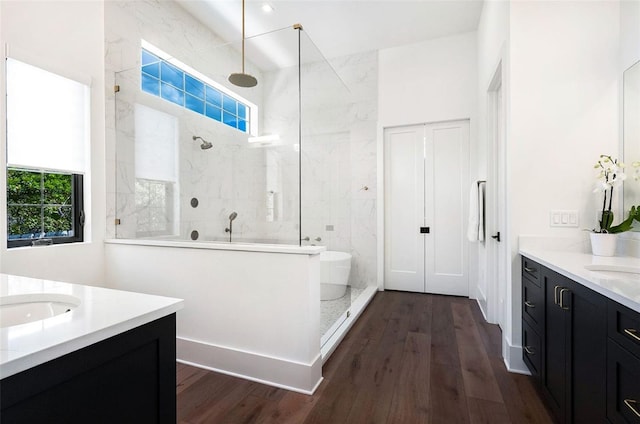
[109,15,372,365]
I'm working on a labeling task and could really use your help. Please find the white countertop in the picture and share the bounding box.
[519,247,640,313]
[0,274,183,379]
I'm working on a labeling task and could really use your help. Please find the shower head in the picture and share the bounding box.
[229,72,257,88]
[229,212,238,221]
[228,0,257,88]
[193,135,213,150]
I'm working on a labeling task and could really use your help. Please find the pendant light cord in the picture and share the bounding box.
[241,0,246,74]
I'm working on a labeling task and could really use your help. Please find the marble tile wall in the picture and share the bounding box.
[105,0,378,289]
[105,0,296,243]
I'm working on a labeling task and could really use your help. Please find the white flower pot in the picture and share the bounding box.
[589,233,618,257]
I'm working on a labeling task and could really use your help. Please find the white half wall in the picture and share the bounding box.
[105,242,322,393]
[0,1,106,285]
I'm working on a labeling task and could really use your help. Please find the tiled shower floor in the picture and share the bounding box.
[320,286,365,340]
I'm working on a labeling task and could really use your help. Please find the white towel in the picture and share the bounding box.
[467,182,479,242]
[478,183,485,242]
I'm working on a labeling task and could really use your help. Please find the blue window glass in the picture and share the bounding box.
[161,82,184,106]
[205,86,222,108]
[140,48,250,133]
[160,62,184,90]
[205,104,222,121]
[185,75,204,100]
[185,94,204,114]
[142,50,159,66]
[223,112,238,128]
[237,103,247,119]
[222,95,236,115]
[142,62,160,79]
[141,73,160,96]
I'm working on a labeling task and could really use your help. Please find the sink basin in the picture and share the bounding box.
[0,293,81,328]
[584,264,640,282]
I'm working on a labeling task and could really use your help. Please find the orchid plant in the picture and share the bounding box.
[593,155,640,233]
[633,160,640,182]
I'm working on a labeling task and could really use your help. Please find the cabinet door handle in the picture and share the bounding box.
[524,266,537,273]
[623,328,640,342]
[623,399,640,418]
[559,288,570,310]
[524,346,535,355]
[554,286,561,306]
[524,301,535,308]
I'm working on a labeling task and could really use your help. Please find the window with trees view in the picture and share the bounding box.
[7,169,83,247]
[6,57,89,248]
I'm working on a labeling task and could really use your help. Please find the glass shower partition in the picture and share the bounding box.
[298,31,353,347]
[112,25,353,348]
[113,27,302,244]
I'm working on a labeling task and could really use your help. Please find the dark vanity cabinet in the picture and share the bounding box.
[607,300,640,423]
[522,257,608,424]
[0,314,177,424]
[542,267,607,424]
[521,257,543,380]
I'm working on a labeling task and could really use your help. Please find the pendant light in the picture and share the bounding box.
[229,0,257,87]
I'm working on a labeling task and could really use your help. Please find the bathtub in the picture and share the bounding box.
[320,251,352,301]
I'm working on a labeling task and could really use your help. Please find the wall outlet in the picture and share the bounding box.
[550,210,579,227]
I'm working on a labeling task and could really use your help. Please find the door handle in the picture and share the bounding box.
[491,232,501,242]
[623,328,640,342]
[559,288,570,310]
[623,399,640,418]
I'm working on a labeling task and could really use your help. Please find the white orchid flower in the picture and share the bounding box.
[593,180,610,193]
[610,173,627,187]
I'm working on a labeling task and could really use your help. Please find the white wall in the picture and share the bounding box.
[379,31,477,128]
[504,0,620,370]
[475,0,510,320]
[377,31,478,291]
[0,1,106,285]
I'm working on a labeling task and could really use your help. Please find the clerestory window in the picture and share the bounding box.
[140,44,255,134]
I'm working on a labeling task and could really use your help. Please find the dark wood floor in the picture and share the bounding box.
[176,291,553,423]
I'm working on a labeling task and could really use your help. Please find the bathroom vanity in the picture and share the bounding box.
[0,274,183,423]
[519,249,640,424]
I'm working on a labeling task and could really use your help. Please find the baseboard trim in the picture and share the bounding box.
[475,297,489,322]
[177,337,323,394]
[502,335,531,375]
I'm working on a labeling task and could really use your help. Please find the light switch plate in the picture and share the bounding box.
[550,210,579,227]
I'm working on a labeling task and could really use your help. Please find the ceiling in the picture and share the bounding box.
[177,0,484,70]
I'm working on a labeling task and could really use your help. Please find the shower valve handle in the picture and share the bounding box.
[301,236,310,241]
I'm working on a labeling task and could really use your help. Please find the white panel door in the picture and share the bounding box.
[384,120,469,296]
[384,125,425,292]
[425,121,469,296]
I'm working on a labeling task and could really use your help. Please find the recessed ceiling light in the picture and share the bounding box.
[261,3,274,13]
